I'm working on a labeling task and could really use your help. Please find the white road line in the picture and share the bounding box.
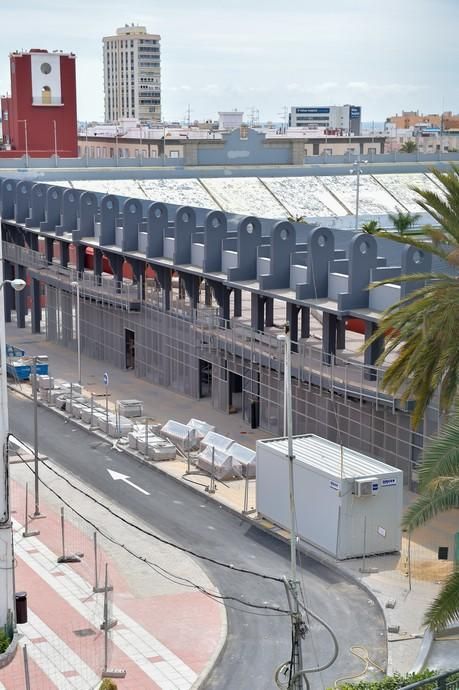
[13,521,197,689]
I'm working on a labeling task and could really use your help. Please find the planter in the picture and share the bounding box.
[0,633,19,669]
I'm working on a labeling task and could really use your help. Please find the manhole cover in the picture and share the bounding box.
[73,628,96,637]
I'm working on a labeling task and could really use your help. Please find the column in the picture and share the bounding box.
[336,319,346,351]
[322,312,337,365]
[251,293,265,332]
[15,265,27,329]
[31,278,41,334]
[300,307,310,339]
[286,302,299,353]
[265,297,274,327]
[233,288,242,318]
[60,242,70,268]
[93,248,103,284]
[204,282,212,307]
[3,262,14,324]
[28,234,39,252]
[45,238,54,265]
[46,286,58,340]
[364,321,384,381]
[75,245,86,275]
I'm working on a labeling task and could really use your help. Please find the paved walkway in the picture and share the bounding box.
[1,459,224,690]
[5,323,459,679]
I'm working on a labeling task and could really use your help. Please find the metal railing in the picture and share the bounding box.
[400,670,459,690]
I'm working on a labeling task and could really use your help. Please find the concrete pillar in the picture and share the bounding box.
[60,242,70,268]
[130,260,146,300]
[75,245,86,275]
[265,297,274,327]
[46,287,57,340]
[233,288,242,318]
[336,319,346,351]
[220,287,231,323]
[15,265,27,328]
[45,238,54,265]
[108,254,124,289]
[60,291,73,345]
[322,312,337,365]
[157,268,171,311]
[31,278,41,334]
[251,293,265,332]
[364,321,384,381]
[204,282,212,307]
[286,302,299,353]
[28,234,39,252]
[300,307,310,339]
[93,248,103,284]
[3,262,14,323]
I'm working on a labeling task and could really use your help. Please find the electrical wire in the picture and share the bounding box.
[14,446,290,618]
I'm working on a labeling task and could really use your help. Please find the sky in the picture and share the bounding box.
[1,0,458,124]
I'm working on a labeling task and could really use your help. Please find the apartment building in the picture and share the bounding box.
[103,24,161,124]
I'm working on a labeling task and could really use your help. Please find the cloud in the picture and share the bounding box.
[347,82,427,94]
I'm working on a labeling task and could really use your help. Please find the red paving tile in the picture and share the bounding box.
[3,477,223,688]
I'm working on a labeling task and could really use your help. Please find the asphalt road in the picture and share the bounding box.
[10,393,386,690]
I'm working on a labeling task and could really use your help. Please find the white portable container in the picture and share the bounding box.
[256,434,403,560]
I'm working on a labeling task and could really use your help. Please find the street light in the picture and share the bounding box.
[71,281,81,385]
[17,120,29,168]
[350,157,368,233]
[31,354,47,519]
[0,275,26,628]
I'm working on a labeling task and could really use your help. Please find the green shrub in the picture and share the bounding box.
[100,680,118,690]
[331,670,437,690]
[0,629,11,654]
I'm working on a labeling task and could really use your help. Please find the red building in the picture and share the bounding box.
[1,49,78,158]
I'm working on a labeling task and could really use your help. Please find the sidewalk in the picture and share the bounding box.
[1,457,225,690]
[6,324,459,677]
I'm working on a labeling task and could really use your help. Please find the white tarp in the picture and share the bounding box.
[229,443,256,478]
[161,419,198,451]
[196,445,242,480]
[201,431,233,452]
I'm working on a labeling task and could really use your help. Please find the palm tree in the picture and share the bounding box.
[400,140,418,153]
[360,220,381,234]
[388,210,421,235]
[402,411,459,630]
[364,164,459,427]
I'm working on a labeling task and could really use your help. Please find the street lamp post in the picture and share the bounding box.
[31,354,47,519]
[350,157,368,233]
[0,276,26,629]
[71,282,81,385]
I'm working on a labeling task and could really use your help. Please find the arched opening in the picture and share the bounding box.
[41,86,52,105]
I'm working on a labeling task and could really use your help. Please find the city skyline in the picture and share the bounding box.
[0,0,458,124]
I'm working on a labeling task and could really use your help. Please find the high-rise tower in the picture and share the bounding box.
[103,24,161,124]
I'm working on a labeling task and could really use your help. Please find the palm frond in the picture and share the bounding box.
[424,570,459,631]
[402,485,459,531]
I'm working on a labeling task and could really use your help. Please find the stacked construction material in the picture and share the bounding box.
[196,444,242,480]
[229,443,256,478]
[161,420,198,452]
[118,400,144,418]
[186,419,215,444]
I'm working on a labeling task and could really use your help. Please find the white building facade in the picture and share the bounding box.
[103,24,161,124]
[289,104,361,135]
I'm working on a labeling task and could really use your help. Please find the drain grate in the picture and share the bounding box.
[73,628,96,638]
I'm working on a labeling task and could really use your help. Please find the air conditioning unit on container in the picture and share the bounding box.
[354,477,379,497]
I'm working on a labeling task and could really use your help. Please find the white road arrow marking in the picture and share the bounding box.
[107,469,150,495]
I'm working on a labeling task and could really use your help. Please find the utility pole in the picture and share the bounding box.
[279,106,288,133]
[277,326,306,690]
[186,104,192,128]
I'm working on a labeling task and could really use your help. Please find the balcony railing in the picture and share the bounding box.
[400,670,459,690]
